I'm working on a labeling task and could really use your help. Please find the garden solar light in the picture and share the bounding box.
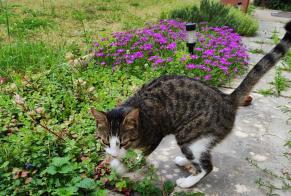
[186,23,196,55]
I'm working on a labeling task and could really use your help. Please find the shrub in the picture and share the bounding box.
[164,0,258,36]
[254,0,291,12]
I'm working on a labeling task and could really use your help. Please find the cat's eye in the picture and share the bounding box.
[120,141,129,147]
[100,139,109,146]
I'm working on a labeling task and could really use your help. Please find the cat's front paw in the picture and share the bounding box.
[174,156,189,166]
[176,176,197,188]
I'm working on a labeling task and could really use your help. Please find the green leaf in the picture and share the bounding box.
[0,161,9,169]
[53,186,78,196]
[116,180,127,191]
[59,165,74,174]
[89,189,108,196]
[76,178,96,190]
[46,166,57,175]
[51,157,70,167]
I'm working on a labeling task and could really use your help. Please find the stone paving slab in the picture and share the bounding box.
[148,9,291,196]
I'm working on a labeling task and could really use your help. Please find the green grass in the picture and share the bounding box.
[0,0,197,73]
[0,41,66,76]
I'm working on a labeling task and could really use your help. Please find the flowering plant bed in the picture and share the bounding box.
[92,20,248,86]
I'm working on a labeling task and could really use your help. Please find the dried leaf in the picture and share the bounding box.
[25,177,32,184]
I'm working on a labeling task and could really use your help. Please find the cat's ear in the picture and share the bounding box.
[90,107,108,129]
[123,108,139,129]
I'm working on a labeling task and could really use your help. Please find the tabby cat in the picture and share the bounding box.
[91,21,291,188]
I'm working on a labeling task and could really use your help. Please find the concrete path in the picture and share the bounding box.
[148,8,291,196]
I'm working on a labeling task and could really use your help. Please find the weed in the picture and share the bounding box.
[246,154,291,195]
[16,17,53,31]
[130,2,140,7]
[271,29,280,44]
[254,40,267,44]
[271,68,290,96]
[281,51,291,72]
[249,48,265,54]
[258,89,274,96]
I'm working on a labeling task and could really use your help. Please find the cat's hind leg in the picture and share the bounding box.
[176,137,214,188]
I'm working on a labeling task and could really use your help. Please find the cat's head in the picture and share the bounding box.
[90,107,141,153]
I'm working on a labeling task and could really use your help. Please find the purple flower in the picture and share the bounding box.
[190,55,198,59]
[204,74,212,81]
[166,57,173,62]
[154,58,164,64]
[117,49,125,53]
[166,42,176,50]
[148,55,159,61]
[140,43,153,51]
[96,52,105,57]
[94,42,99,47]
[203,49,215,56]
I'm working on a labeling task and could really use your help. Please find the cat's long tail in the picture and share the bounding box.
[231,21,291,106]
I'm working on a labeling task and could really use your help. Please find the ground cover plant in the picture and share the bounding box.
[164,0,259,36]
[0,0,250,195]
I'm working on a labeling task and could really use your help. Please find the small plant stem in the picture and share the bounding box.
[3,0,11,42]
[16,102,66,141]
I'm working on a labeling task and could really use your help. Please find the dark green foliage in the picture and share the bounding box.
[254,0,291,12]
[165,0,258,36]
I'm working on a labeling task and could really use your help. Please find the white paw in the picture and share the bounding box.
[174,156,189,166]
[176,171,206,188]
[176,176,196,188]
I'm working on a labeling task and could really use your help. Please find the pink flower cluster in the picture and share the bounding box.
[183,26,249,81]
[92,20,248,83]
[93,20,185,68]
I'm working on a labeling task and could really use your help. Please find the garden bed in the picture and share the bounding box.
[0,19,249,195]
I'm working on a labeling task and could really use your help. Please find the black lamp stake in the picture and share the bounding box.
[186,23,196,55]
